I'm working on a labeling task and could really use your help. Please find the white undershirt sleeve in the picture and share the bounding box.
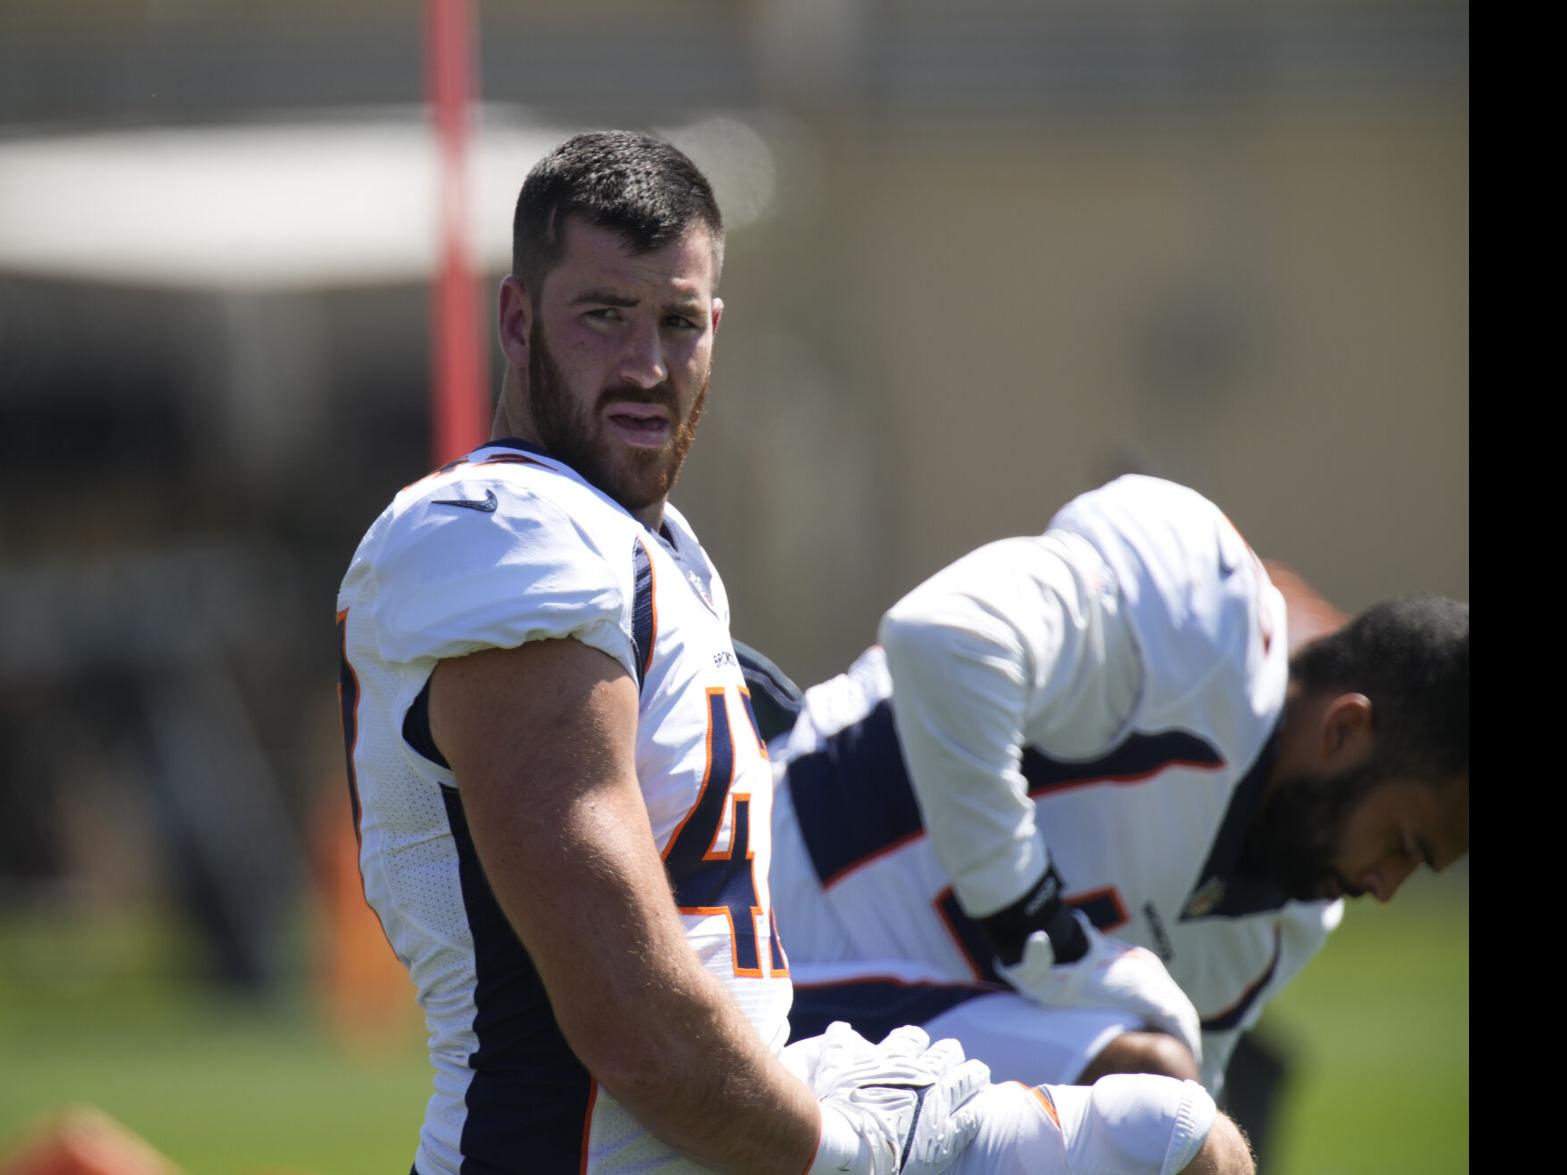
[878,533,1142,919]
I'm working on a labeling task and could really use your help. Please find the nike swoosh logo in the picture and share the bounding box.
[433,489,498,513]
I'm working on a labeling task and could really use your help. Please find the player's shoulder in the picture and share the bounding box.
[1047,475,1229,560]
[1053,474,1252,600]
[376,442,642,565]
[1047,475,1280,717]
[397,441,625,526]
[341,441,644,608]
[339,441,645,672]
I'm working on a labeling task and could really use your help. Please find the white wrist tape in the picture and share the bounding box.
[805,1099,874,1175]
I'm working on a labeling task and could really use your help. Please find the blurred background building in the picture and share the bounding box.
[0,0,1465,1166]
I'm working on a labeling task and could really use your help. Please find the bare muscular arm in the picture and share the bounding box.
[429,636,822,1174]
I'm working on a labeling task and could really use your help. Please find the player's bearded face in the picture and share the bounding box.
[527,315,709,515]
[1240,759,1383,901]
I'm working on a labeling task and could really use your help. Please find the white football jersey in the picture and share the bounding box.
[771,475,1341,1093]
[337,441,787,1174]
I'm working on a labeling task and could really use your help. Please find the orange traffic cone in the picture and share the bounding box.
[310,763,419,1051]
[0,1106,180,1175]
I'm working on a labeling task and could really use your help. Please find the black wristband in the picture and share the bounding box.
[976,865,1089,967]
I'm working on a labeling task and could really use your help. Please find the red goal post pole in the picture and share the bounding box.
[427,0,489,467]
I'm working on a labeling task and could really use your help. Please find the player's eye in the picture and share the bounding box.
[586,307,623,323]
[663,314,699,330]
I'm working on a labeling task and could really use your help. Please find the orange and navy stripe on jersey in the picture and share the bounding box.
[1199,928,1281,1033]
[1026,1083,1062,1131]
[786,698,1225,893]
[630,537,658,690]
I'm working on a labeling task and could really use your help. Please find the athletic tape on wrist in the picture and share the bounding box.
[977,864,1089,966]
[806,1100,875,1175]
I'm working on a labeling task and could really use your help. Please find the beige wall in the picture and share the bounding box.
[682,98,1467,686]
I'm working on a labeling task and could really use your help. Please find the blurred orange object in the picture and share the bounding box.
[311,762,420,1050]
[0,1106,180,1175]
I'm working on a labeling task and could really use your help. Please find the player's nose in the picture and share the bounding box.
[617,321,668,389]
[1368,857,1418,903]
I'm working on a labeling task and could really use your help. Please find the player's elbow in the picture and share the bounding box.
[559,1003,720,1128]
[591,1054,674,1110]
[1179,1112,1255,1175]
[571,1031,679,1114]
[556,1005,665,1097]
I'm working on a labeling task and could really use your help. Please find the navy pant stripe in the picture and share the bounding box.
[788,978,999,1046]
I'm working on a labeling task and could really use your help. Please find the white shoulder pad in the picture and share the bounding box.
[1046,475,1282,733]
[365,472,636,678]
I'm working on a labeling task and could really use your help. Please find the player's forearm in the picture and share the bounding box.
[432,642,826,1173]
[567,961,822,1174]
[878,534,1139,919]
[504,816,823,1173]
[878,605,1044,916]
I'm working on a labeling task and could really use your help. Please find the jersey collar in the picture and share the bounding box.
[1179,721,1288,920]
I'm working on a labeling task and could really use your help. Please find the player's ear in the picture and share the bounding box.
[1321,692,1373,762]
[710,296,723,334]
[497,275,534,367]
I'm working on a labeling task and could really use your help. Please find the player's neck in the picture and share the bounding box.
[490,372,531,445]
[1267,684,1326,792]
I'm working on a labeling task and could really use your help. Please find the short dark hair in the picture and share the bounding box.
[511,130,724,296]
[1290,595,1468,783]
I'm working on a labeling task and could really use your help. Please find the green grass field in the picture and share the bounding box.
[0,867,1466,1173]
[1259,864,1469,1175]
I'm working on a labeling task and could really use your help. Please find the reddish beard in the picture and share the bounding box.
[527,319,708,515]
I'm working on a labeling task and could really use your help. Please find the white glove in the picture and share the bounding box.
[997,911,1203,1065]
[800,1021,991,1175]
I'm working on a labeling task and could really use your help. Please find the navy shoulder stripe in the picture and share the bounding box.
[788,707,1226,889]
[631,538,657,690]
[403,677,450,769]
[1021,730,1223,797]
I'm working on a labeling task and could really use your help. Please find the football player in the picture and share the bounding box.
[764,476,1468,1099]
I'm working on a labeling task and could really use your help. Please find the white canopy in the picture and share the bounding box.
[0,109,777,290]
